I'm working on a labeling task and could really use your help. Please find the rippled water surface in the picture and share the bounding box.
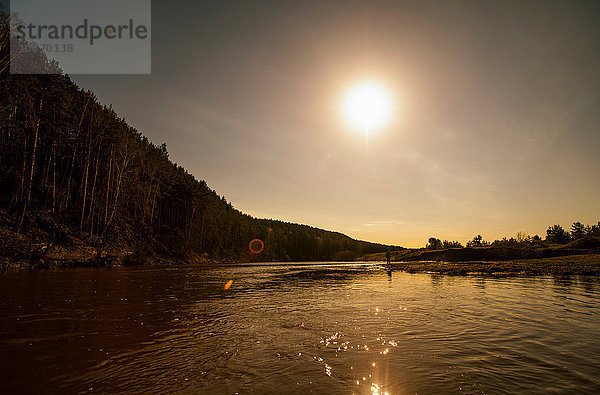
[1,263,600,394]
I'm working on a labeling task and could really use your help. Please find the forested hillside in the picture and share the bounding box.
[0,14,394,266]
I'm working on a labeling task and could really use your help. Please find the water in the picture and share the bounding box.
[1,263,600,394]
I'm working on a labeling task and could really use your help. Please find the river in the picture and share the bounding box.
[1,263,599,394]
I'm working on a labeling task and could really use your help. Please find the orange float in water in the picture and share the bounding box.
[224,280,233,290]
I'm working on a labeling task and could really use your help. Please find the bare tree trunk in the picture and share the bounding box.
[52,139,56,214]
[17,98,43,234]
[62,96,90,210]
[184,205,197,255]
[104,155,112,226]
[200,212,205,252]
[7,105,21,212]
[102,154,129,238]
[87,149,100,237]
[149,181,158,224]
[16,133,28,205]
[79,149,90,232]
[42,152,51,195]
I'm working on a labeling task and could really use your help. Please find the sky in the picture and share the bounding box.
[68,0,600,247]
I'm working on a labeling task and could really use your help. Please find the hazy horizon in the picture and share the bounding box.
[70,0,600,248]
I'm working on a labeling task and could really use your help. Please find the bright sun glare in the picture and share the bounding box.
[343,82,392,135]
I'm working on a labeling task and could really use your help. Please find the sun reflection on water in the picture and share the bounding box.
[314,307,406,395]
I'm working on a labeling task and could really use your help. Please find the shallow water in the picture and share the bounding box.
[1,263,600,394]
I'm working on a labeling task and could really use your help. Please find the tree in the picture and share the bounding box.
[469,235,479,247]
[591,222,600,237]
[467,234,486,247]
[546,225,570,244]
[427,237,443,250]
[570,222,585,240]
[516,232,530,243]
[442,240,463,248]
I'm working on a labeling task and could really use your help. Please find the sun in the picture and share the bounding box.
[343,82,392,135]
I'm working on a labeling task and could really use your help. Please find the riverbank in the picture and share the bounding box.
[361,239,600,263]
[0,210,222,270]
[4,208,600,274]
[386,254,600,275]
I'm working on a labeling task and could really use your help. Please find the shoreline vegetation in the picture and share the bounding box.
[3,205,600,275]
[361,235,600,275]
[0,208,389,270]
[2,202,599,274]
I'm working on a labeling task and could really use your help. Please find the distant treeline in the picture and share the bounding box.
[425,221,600,250]
[0,16,392,262]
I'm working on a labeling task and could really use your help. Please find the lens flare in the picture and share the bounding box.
[249,239,264,254]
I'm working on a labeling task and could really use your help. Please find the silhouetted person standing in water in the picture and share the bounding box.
[386,249,392,279]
